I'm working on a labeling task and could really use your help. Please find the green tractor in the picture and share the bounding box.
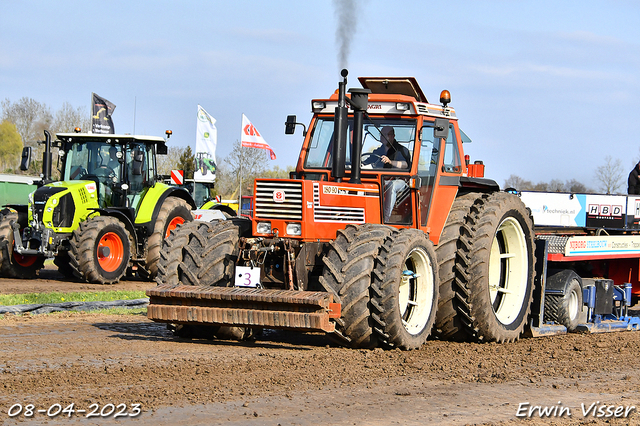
[0,130,195,284]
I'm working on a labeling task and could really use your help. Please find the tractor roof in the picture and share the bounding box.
[358,77,427,102]
[56,133,166,145]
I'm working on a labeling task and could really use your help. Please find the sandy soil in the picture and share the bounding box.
[1,272,640,425]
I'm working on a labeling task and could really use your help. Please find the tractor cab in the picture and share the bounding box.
[57,133,166,212]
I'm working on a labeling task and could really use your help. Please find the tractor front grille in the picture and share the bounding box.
[254,181,303,220]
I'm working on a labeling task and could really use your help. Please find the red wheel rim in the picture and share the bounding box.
[97,231,124,272]
[13,252,38,267]
[165,216,185,238]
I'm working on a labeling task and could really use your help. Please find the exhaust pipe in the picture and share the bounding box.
[332,69,348,182]
[348,88,370,184]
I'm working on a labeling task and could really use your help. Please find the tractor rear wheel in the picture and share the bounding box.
[319,224,396,348]
[433,193,478,341]
[371,228,438,350]
[144,197,192,280]
[155,220,198,287]
[457,192,535,342]
[0,211,44,279]
[171,220,254,340]
[69,216,131,284]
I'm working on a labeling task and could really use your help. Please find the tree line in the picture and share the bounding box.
[504,155,629,195]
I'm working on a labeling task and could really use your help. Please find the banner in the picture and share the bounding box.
[194,105,217,183]
[91,93,116,134]
[241,114,276,160]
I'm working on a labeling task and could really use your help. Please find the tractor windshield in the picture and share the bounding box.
[63,142,123,182]
[304,117,416,171]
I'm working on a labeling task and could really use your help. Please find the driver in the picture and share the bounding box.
[364,127,412,222]
[364,127,411,169]
[107,146,120,176]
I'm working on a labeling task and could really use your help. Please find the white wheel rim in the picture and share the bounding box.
[398,247,435,335]
[488,217,529,325]
[568,285,580,320]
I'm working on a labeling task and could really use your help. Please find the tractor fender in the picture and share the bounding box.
[90,208,139,250]
[208,204,237,217]
[136,185,195,236]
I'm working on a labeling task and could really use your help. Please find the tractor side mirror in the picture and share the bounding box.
[157,141,167,155]
[285,115,297,135]
[20,147,32,171]
[132,150,144,175]
[434,118,449,140]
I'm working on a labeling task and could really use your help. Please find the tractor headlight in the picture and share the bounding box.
[256,221,272,234]
[286,223,302,236]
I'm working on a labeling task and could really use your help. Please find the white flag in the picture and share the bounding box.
[194,105,217,183]
[241,114,276,160]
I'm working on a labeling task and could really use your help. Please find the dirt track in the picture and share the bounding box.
[1,269,640,425]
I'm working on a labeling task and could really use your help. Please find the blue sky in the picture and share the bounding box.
[2,1,640,189]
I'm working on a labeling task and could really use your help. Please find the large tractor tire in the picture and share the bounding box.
[144,197,192,280]
[445,192,535,343]
[155,220,199,287]
[0,211,45,279]
[371,228,439,350]
[319,224,396,348]
[434,192,535,342]
[543,269,583,332]
[434,193,478,341]
[69,216,132,284]
[171,220,253,340]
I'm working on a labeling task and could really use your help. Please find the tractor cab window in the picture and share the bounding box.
[304,117,416,171]
[125,142,155,210]
[63,142,121,206]
[442,124,461,173]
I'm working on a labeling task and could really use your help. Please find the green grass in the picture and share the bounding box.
[0,290,147,306]
[0,307,147,320]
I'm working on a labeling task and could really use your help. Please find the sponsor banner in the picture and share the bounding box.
[194,105,217,183]
[241,114,276,160]
[91,93,116,134]
[565,235,640,256]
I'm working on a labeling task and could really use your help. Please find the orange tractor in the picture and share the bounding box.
[147,70,535,349]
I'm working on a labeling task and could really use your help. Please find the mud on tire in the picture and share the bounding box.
[459,192,535,343]
[433,193,478,341]
[145,197,192,280]
[69,216,131,284]
[319,224,396,348]
[371,228,438,350]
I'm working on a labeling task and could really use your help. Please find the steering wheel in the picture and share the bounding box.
[94,166,116,181]
[70,166,88,180]
[361,152,383,162]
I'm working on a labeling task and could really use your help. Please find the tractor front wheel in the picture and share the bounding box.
[69,216,131,284]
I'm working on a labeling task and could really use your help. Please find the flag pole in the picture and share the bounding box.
[239,137,243,215]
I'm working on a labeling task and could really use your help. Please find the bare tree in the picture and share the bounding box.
[157,146,185,176]
[548,179,565,192]
[566,179,589,193]
[504,174,533,191]
[595,155,624,194]
[217,140,270,196]
[51,102,90,134]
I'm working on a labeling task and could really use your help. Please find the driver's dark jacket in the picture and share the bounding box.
[365,142,411,168]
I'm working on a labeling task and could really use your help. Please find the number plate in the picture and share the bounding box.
[234,266,260,288]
